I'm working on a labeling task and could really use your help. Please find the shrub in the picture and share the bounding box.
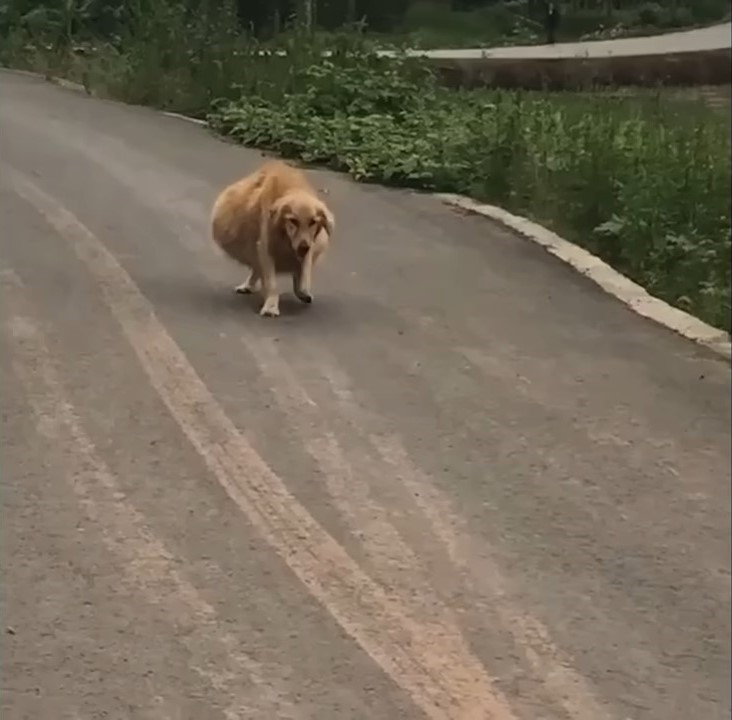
[637,2,663,26]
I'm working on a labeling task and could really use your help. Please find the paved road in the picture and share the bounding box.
[1,70,730,720]
[396,21,731,59]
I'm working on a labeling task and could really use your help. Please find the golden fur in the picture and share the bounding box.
[211,160,335,317]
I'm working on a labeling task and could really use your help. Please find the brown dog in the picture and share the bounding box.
[210,160,335,317]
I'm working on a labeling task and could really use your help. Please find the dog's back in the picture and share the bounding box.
[257,160,313,198]
[211,161,314,265]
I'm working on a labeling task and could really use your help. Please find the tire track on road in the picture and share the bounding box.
[4,166,516,720]
[0,270,302,720]
[243,337,487,676]
[309,349,616,720]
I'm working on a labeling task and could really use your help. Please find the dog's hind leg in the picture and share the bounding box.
[235,267,261,295]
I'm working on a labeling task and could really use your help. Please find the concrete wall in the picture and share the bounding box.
[426,48,732,90]
[388,23,732,90]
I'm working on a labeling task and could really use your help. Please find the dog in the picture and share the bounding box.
[210,160,335,317]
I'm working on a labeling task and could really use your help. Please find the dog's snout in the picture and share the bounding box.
[297,242,309,258]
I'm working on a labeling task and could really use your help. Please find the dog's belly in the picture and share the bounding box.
[218,236,257,267]
[219,239,301,275]
[273,255,301,274]
[271,243,301,274]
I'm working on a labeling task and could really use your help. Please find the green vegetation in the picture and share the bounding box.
[1,0,730,331]
[208,52,731,330]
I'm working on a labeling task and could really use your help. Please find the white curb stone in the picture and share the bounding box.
[437,193,731,360]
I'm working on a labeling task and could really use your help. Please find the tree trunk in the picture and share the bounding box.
[346,0,356,24]
[298,0,313,31]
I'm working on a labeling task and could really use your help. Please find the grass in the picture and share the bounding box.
[1,19,730,333]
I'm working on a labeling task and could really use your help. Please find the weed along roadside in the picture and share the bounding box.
[1,10,729,337]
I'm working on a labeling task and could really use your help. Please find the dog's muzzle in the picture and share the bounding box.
[296,243,310,259]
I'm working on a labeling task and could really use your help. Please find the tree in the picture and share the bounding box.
[298,0,313,30]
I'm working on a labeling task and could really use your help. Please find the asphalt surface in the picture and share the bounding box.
[1,70,730,720]
[401,21,731,59]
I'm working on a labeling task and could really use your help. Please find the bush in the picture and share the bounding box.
[637,2,663,26]
[398,0,538,48]
[209,50,731,331]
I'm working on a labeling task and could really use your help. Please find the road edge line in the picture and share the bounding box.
[161,111,207,125]
[436,193,731,361]
[2,67,88,92]
[1,69,207,125]
[4,67,729,360]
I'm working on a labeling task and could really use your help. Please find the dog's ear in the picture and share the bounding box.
[269,198,289,232]
[317,205,335,237]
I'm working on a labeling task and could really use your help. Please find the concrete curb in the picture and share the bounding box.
[161,111,207,126]
[437,193,731,360]
[5,69,729,360]
[5,68,88,93]
[430,47,731,90]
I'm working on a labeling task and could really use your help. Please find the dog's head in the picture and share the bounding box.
[270,190,334,260]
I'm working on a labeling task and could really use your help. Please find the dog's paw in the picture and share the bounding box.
[259,299,280,317]
[235,283,253,294]
[295,289,313,304]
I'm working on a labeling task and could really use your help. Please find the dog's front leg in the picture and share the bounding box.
[235,267,261,295]
[293,252,314,304]
[257,241,280,318]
